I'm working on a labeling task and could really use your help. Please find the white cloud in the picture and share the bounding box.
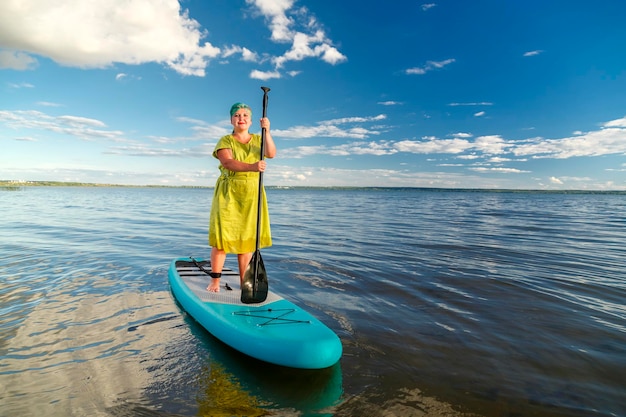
[57,115,106,128]
[469,167,530,174]
[348,141,396,156]
[457,154,480,160]
[277,113,625,161]
[449,102,493,106]
[0,110,124,141]
[176,116,207,125]
[604,116,626,128]
[8,82,34,89]
[0,50,38,70]
[222,45,259,62]
[388,117,626,161]
[523,50,544,57]
[247,0,346,73]
[319,44,347,65]
[274,114,386,140]
[474,111,486,117]
[281,142,397,159]
[116,72,141,82]
[395,137,472,154]
[421,4,437,11]
[275,124,381,140]
[513,116,626,158]
[250,69,282,80]
[406,59,455,75]
[378,101,403,106]
[247,0,296,42]
[113,113,626,175]
[0,0,220,76]
[550,176,563,184]
[321,115,386,125]
[188,125,231,141]
[36,102,62,107]
[488,157,511,163]
[473,135,509,154]
[0,1,345,78]
[272,30,346,68]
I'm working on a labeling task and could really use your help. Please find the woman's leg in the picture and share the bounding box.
[237,252,253,287]
[207,247,226,292]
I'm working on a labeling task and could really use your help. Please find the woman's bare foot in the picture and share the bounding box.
[207,278,220,292]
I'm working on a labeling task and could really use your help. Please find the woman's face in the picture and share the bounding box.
[231,109,252,131]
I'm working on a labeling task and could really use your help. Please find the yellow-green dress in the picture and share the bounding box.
[208,134,272,253]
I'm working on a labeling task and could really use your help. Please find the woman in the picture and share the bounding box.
[207,102,277,292]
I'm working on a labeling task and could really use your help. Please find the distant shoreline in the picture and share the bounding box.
[2,180,625,194]
[0,180,208,189]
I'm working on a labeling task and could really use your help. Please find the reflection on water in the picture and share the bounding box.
[170,302,344,416]
[1,283,175,416]
[196,362,266,417]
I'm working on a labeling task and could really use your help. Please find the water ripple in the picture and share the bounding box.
[2,187,625,416]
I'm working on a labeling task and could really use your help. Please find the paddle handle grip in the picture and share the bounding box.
[259,86,270,161]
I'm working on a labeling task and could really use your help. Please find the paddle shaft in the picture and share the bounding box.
[253,87,270,277]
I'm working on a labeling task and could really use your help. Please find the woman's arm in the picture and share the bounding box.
[261,117,276,159]
[216,148,270,172]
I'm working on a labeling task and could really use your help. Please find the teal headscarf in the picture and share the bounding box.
[230,102,252,117]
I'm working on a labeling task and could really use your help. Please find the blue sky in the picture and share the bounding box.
[1,0,626,189]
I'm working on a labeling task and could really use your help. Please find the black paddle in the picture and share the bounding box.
[241,86,271,304]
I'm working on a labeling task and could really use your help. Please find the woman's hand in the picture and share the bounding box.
[255,160,267,172]
[260,117,270,131]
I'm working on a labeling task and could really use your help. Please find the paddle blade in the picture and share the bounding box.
[241,251,268,304]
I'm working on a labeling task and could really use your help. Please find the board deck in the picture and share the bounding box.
[168,257,342,369]
[176,262,280,306]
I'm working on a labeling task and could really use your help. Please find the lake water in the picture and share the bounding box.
[1,186,625,417]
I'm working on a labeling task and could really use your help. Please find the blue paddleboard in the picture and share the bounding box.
[168,257,342,369]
